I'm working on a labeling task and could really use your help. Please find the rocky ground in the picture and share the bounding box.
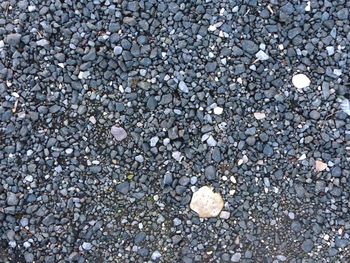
[1,0,350,262]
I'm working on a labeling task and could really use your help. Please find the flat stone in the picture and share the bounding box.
[190,186,224,218]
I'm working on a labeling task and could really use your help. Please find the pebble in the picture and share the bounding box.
[231,253,241,262]
[7,192,18,206]
[111,126,127,141]
[315,160,327,172]
[150,136,159,147]
[82,242,92,250]
[151,251,161,260]
[292,74,311,89]
[255,50,269,61]
[178,81,189,93]
[116,182,130,194]
[113,46,123,55]
[254,112,266,120]
[219,211,230,219]
[242,40,258,54]
[190,186,224,218]
[213,107,223,115]
[5,33,21,46]
[301,239,314,253]
[206,136,217,147]
[205,165,217,181]
[36,39,49,46]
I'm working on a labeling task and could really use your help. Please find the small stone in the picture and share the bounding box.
[205,62,217,73]
[28,5,36,12]
[24,253,34,263]
[205,165,217,181]
[309,110,320,120]
[219,211,230,219]
[315,160,327,172]
[5,33,22,46]
[190,186,224,218]
[135,155,144,163]
[7,192,18,206]
[24,175,33,183]
[263,144,273,157]
[36,39,49,46]
[172,151,183,162]
[78,71,90,79]
[163,172,173,186]
[111,126,127,141]
[292,74,311,89]
[206,135,217,147]
[173,218,182,226]
[82,242,92,250]
[231,253,242,262]
[151,251,161,260]
[114,46,123,55]
[254,112,266,120]
[178,81,189,93]
[337,8,349,20]
[150,136,159,147]
[116,182,130,194]
[213,107,223,115]
[326,46,334,56]
[242,40,258,54]
[168,126,178,140]
[333,69,342,76]
[301,239,313,253]
[255,50,269,60]
[89,116,96,124]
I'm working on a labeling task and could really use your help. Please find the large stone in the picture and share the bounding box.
[111,126,127,141]
[292,74,310,89]
[190,186,224,218]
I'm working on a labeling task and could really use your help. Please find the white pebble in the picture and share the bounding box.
[213,107,223,115]
[28,6,36,12]
[254,112,266,120]
[24,175,34,183]
[65,148,73,154]
[326,46,335,56]
[219,211,230,219]
[82,242,92,250]
[292,74,310,89]
[151,251,161,260]
[172,151,183,162]
[333,69,342,76]
[178,81,189,93]
[23,241,31,248]
[89,116,96,124]
[150,136,159,147]
[206,135,217,147]
[78,71,90,79]
[255,50,269,61]
[135,155,144,163]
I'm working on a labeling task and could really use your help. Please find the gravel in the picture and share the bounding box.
[0,1,349,262]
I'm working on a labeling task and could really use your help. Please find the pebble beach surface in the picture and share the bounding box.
[0,1,350,262]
